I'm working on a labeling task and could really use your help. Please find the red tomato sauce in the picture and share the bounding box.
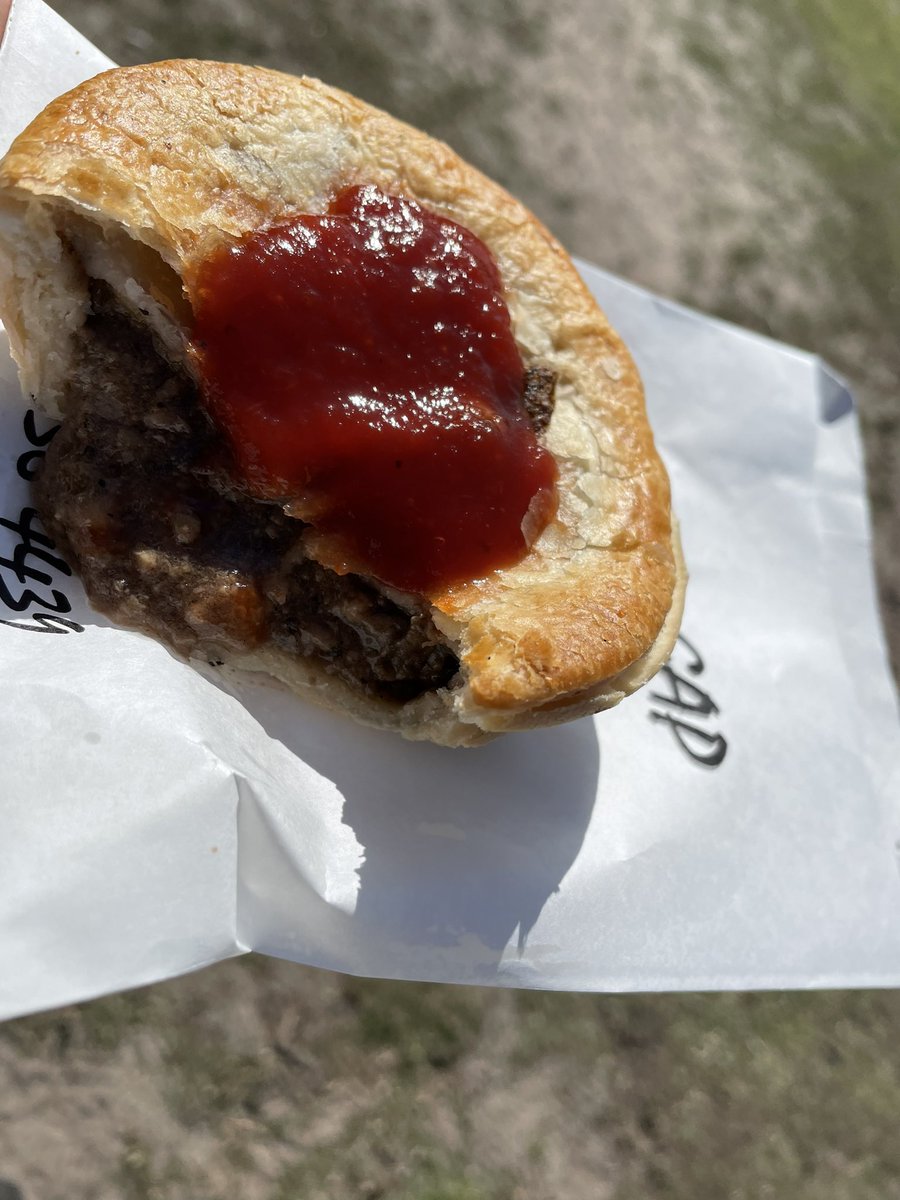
[189,184,556,593]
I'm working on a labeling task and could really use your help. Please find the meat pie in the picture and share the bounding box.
[0,62,685,745]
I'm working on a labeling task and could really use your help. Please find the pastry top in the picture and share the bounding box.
[0,61,683,732]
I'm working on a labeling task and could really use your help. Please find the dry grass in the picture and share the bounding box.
[3,961,900,1198]
[2,0,899,1195]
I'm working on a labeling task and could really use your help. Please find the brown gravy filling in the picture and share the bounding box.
[36,282,556,705]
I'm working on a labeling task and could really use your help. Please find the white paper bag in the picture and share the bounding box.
[1,0,898,1020]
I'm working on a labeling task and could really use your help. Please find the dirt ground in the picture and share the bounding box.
[1,0,899,1197]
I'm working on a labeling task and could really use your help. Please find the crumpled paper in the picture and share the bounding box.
[2,0,899,1021]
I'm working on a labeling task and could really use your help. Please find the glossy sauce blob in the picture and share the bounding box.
[190,184,557,593]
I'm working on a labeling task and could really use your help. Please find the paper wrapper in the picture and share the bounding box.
[2,0,899,1021]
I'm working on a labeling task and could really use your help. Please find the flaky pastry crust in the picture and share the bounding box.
[0,60,685,744]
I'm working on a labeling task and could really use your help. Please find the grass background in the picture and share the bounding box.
[2,1,900,1196]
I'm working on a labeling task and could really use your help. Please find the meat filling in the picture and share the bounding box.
[522,365,557,435]
[36,281,555,705]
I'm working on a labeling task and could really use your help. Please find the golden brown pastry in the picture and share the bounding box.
[0,60,685,745]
